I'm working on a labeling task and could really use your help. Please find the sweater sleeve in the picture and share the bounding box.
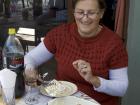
[94,67,129,97]
[109,39,128,69]
[24,42,54,68]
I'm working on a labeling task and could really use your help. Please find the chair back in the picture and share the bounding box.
[49,0,67,10]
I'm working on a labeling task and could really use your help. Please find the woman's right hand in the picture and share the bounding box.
[24,65,38,86]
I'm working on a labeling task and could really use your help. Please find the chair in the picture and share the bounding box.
[16,27,35,52]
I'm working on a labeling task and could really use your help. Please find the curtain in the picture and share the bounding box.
[115,0,129,43]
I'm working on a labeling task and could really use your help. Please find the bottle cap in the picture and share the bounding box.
[8,28,16,35]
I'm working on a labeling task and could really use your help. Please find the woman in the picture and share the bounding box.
[24,0,128,105]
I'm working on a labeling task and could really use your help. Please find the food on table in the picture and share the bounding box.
[45,79,66,96]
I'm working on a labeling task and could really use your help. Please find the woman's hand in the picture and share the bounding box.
[72,59,100,88]
[72,59,93,82]
[24,65,38,86]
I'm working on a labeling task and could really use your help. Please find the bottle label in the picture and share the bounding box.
[8,56,24,69]
[4,53,24,72]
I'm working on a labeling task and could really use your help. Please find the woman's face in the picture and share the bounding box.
[74,0,104,37]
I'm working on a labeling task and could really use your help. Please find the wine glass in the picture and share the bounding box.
[23,71,40,105]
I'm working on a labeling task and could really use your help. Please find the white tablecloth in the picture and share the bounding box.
[16,90,100,105]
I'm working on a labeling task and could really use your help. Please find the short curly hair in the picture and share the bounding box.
[72,0,106,10]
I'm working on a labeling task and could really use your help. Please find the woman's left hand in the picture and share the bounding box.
[72,59,100,87]
[72,59,94,82]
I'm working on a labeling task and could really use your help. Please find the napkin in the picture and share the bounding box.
[0,68,17,99]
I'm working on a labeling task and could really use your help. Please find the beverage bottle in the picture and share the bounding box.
[2,28,25,98]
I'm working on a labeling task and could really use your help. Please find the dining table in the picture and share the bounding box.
[0,90,100,105]
[0,82,101,105]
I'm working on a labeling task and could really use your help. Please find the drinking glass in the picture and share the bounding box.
[24,72,40,105]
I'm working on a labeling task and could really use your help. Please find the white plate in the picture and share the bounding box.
[48,96,100,105]
[40,81,78,97]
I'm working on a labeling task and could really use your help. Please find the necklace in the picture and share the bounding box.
[79,25,102,38]
[94,25,102,36]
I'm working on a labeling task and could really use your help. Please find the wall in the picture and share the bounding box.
[122,0,140,104]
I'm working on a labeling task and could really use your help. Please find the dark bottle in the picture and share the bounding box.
[2,28,25,98]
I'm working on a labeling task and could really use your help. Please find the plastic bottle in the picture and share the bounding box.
[2,28,25,98]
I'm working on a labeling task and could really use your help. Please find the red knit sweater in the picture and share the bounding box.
[44,23,128,105]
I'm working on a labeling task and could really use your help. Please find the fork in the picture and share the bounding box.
[38,72,49,85]
[39,72,48,79]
